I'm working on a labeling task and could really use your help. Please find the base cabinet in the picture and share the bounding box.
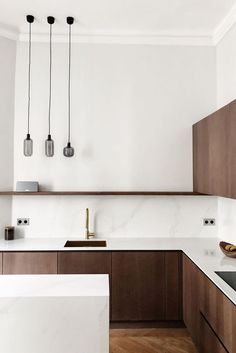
[199,268,236,353]
[111,251,182,322]
[183,254,236,353]
[183,254,200,347]
[199,314,228,353]
[58,251,112,276]
[3,252,57,274]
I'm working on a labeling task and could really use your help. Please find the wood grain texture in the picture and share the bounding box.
[58,251,112,275]
[183,255,200,348]
[193,100,236,199]
[3,252,57,274]
[165,252,182,320]
[193,117,211,194]
[199,314,228,353]
[199,270,236,353]
[111,252,165,321]
[0,253,2,274]
[109,328,198,353]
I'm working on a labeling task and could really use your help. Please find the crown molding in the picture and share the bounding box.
[18,31,214,46]
[2,17,236,47]
[213,4,236,45]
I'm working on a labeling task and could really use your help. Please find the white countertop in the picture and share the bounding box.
[0,274,109,297]
[0,237,236,305]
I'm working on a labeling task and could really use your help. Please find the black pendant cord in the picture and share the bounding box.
[27,20,32,136]
[48,22,52,136]
[68,23,72,143]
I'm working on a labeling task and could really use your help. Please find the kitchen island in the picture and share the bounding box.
[0,274,109,353]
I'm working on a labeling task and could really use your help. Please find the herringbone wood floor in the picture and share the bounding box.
[110,328,198,353]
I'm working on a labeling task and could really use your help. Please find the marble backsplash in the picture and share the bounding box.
[10,196,218,239]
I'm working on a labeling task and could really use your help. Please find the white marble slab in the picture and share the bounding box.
[0,274,109,353]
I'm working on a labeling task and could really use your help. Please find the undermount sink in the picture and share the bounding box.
[64,240,107,248]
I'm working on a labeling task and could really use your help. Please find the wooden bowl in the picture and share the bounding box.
[219,241,236,258]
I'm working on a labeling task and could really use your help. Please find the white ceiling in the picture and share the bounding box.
[0,0,236,44]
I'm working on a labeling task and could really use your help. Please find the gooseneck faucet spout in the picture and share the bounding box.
[85,208,95,239]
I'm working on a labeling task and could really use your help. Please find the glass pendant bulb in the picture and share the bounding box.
[45,134,54,157]
[64,17,75,158]
[45,17,55,157]
[63,142,74,157]
[24,15,34,157]
[24,133,33,156]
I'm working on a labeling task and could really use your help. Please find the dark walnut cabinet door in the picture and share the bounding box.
[199,314,228,353]
[183,254,200,348]
[165,251,182,320]
[193,100,236,199]
[111,251,182,322]
[0,253,2,274]
[3,252,57,274]
[199,270,236,353]
[58,251,112,275]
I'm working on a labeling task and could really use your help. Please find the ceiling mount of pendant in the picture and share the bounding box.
[26,15,34,23]
[47,16,55,25]
[66,17,74,25]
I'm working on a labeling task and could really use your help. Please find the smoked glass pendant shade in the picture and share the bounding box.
[45,17,55,157]
[24,15,34,157]
[63,142,74,157]
[24,134,33,157]
[64,17,75,158]
[45,134,54,157]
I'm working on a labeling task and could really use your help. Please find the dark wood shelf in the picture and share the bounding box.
[0,191,207,196]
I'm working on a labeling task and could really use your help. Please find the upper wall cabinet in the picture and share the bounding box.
[193,99,236,199]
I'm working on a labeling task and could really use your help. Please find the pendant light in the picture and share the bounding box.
[63,16,75,157]
[45,16,55,157]
[24,15,34,157]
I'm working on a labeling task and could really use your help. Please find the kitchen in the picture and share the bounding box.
[0,1,236,352]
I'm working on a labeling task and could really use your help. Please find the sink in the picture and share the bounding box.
[64,240,107,248]
[215,271,236,291]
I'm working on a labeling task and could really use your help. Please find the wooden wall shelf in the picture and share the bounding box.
[0,191,206,196]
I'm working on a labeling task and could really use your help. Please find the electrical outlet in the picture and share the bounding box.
[203,218,216,226]
[17,218,30,226]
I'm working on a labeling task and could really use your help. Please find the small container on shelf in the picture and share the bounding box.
[4,226,15,241]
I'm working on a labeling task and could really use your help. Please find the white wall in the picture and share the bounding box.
[12,42,218,238]
[217,23,236,107]
[0,35,16,234]
[14,43,216,191]
[216,23,236,242]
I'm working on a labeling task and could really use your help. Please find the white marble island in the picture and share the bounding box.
[0,274,109,353]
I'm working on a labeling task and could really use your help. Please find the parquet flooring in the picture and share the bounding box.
[110,328,198,353]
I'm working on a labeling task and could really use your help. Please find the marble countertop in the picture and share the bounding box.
[0,274,109,297]
[0,237,236,305]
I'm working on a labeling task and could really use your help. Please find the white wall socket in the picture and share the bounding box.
[17,218,30,226]
[203,218,216,226]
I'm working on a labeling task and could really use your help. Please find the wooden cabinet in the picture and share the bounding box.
[58,251,112,275]
[111,251,182,321]
[3,252,57,274]
[165,251,182,320]
[193,99,236,199]
[200,314,228,353]
[183,254,236,353]
[183,254,200,347]
[0,253,2,274]
[199,269,236,353]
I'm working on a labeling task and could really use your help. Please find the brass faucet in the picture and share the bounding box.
[85,208,95,239]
